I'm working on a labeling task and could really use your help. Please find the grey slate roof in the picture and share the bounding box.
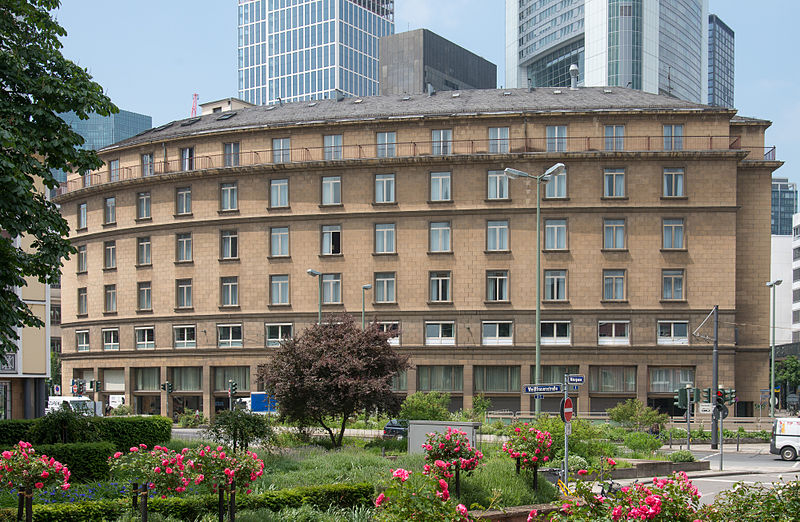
[104,87,730,151]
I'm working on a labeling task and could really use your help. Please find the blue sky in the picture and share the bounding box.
[56,1,797,187]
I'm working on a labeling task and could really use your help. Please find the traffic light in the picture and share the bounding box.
[725,388,736,405]
[673,388,687,409]
[166,382,173,394]
[702,388,711,403]
[95,380,102,392]
[77,380,85,395]
[693,388,701,404]
[160,382,167,392]
[228,380,238,395]
[716,390,724,407]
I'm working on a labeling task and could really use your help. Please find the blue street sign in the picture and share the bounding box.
[567,374,585,384]
[534,394,544,399]
[524,384,562,394]
[571,385,579,391]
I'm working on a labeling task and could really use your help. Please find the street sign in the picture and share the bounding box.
[787,393,799,405]
[571,385,579,391]
[712,403,729,420]
[524,383,562,394]
[561,397,574,422]
[565,422,572,435]
[534,394,544,399]
[567,374,585,385]
[53,385,61,396]
[699,403,713,414]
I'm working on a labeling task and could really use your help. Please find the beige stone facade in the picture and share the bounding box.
[53,88,780,419]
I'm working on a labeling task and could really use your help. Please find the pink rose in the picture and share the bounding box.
[40,471,49,478]
[457,504,468,516]
[391,468,410,482]
[129,447,138,452]
[607,457,617,467]
[154,467,161,473]
[113,452,122,459]
[375,492,386,506]
[577,469,588,476]
[527,509,538,522]
[34,482,43,489]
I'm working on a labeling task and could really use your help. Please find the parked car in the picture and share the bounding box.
[770,417,800,461]
[383,419,408,439]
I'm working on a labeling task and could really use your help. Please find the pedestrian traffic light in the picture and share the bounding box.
[673,388,687,409]
[725,388,736,405]
[693,388,701,403]
[160,382,167,392]
[77,381,85,395]
[716,390,724,407]
[229,380,238,395]
[702,388,711,403]
[166,382,173,394]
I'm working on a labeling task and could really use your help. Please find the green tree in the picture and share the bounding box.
[777,355,800,389]
[0,0,116,354]
[204,409,271,452]
[606,398,669,432]
[398,391,451,420]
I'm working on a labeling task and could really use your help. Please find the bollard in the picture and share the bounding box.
[139,483,148,522]
[669,433,672,449]
[132,482,138,510]
[218,488,225,522]
[228,479,236,522]
[516,457,521,475]
[17,491,23,522]
[737,433,740,452]
[24,487,32,522]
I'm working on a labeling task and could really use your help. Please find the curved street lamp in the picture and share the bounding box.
[307,269,322,324]
[766,279,783,416]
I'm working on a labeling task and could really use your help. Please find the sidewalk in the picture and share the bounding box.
[661,442,771,454]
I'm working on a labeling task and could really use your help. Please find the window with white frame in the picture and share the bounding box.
[103,197,116,224]
[432,129,452,155]
[663,168,685,197]
[176,187,192,215]
[109,159,120,181]
[487,170,509,199]
[487,220,509,251]
[376,131,396,158]
[272,137,290,163]
[141,153,154,176]
[649,367,694,393]
[137,281,152,310]
[544,270,567,300]
[102,328,119,351]
[482,321,513,345]
[137,237,151,266]
[545,219,567,250]
[173,325,196,349]
[270,274,289,305]
[104,284,116,312]
[176,279,192,308]
[603,219,625,249]
[135,326,155,350]
[429,221,451,252]
[590,366,636,393]
[486,270,508,301]
[489,127,510,153]
[375,272,396,303]
[541,321,570,345]
[430,172,451,201]
[221,276,238,306]
[265,323,293,347]
[375,174,395,203]
[103,241,116,269]
[663,125,683,151]
[604,125,624,151]
[176,233,192,262]
[598,321,630,345]
[270,227,289,257]
[321,225,341,255]
[180,147,194,171]
[217,324,243,348]
[546,125,567,152]
[321,176,341,205]
[657,321,689,345]
[224,142,240,167]
[425,322,455,345]
[322,273,341,303]
[662,269,684,300]
[663,219,684,249]
[604,169,625,197]
[77,246,87,273]
[324,134,343,160]
[545,168,567,198]
[270,179,289,207]
[77,202,87,229]
[429,271,451,302]
[379,322,400,346]
[76,330,90,352]
[220,182,238,211]
[474,365,520,392]
[375,223,395,254]
[603,270,625,300]
[137,192,151,219]
[77,288,87,315]
[220,230,238,259]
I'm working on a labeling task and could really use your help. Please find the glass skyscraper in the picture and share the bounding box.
[772,178,797,236]
[237,0,394,105]
[708,14,734,108]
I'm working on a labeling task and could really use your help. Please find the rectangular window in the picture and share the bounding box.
[604,125,624,151]
[221,230,239,259]
[392,370,408,390]
[214,366,249,390]
[141,153,154,177]
[417,365,462,390]
[323,134,343,160]
[375,272,396,303]
[489,127,510,153]
[429,271,451,302]
[541,321,570,345]
[663,219,684,249]
[603,219,625,249]
[545,168,567,198]
[220,276,238,306]
[321,225,341,255]
[272,137,291,163]
[176,187,192,215]
[544,270,567,300]
[102,328,119,351]
[649,367,694,393]
[482,322,513,345]
[134,368,160,391]
[663,124,684,151]
[431,129,452,155]
[663,168,685,197]
[77,288,87,315]
[135,326,155,350]
[321,176,341,205]
[430,172,451,201]
[137,281,152,310]
[180,147,194,171]
[379,322,400,346]
[220,182,238,211]
[598,321,630,345]
[270,179,289,207]
[266,323,293,347]
[137,192,151,219]
[662,269,685,300]
[603,270,625,300]
[589,366,636,392]
[487,170,509,199]
[657,321,689,345]
[173,325,196,349]
[103,241,116,269]
[603,169,625,197]
[487,270,509,301]
[541,365,580,383]
[546,125,567,152]
[103,197,116,224]
[224,142,240,167]
[425,322,455,346]
[376,131,396,158]
[77,245,87,273]
[545,219,567,250]
[176,279,192,308]
[76,330,89,351]
[217,324,243,348]
[99,283,111,313]
[474,365,520,392]
[375,223,395,254]
[109,159,120,181]
[375,174,395,203]
[137,237,151,266]
[322,273,341,303]
[77,202,87,229]
[176,233,192,262]
[270,274,289,305]
[270,227,289,257]
[487,220,509,251]
[429,221,451,252]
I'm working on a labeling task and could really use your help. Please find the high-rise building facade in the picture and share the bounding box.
[708,14,734,108]
[506,0,710,104]
[237,0,394,105]
[773,178,797,236]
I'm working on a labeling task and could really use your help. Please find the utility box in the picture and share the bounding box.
[407,420,482,454]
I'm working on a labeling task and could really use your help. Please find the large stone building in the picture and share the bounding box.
[55,87,779,419]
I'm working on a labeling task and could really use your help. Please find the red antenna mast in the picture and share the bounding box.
[191,93,199,117]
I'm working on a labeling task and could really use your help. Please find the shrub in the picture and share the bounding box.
[109,405,132,416]
[668,450,696,463]
[204,410,272,452]
[33,442,115,483]
[501,423,553,490]
[624,431,662,454]
[606,399,668,432]
[422,427,483,478]
[27,408,95,444]
[177,409,206,428]
[398,392,450,421]
[529,416,608,459]
[92,416,172,451]
[0,420,34,446]
[364,438,407,453]
[559,454,589,472]
[707,479,800,519]
[374,468,475,521]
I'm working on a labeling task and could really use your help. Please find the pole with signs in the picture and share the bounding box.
[685,384,692,451]
[558,373,582,485]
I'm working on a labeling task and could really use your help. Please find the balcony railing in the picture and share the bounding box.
[56,135,774,196]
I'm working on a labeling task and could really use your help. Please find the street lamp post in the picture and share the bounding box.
[767,279,782,417]
[307,269,322,324]
[361,284,372,329]
[504,163,566,416]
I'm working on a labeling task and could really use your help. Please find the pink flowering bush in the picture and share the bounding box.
[374,467,473,521]
[187,445,265,494]
[422,427,484,479]
[0,441,71,492]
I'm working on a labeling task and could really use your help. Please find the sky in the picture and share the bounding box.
[55,1,798,187]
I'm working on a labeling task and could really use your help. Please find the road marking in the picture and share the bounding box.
[692,478,758,484]
[793,461,799,469]
[700,453,719,461]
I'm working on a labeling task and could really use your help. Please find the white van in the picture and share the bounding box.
[45,396,93,415]
[770,417,800,461]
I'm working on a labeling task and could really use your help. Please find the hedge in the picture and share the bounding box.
[0,416,171,450]
[34,442,115,483]
[0,483,374,521]
[0,420,35,446]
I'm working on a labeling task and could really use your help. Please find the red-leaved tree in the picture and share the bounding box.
[258,314,409,447]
